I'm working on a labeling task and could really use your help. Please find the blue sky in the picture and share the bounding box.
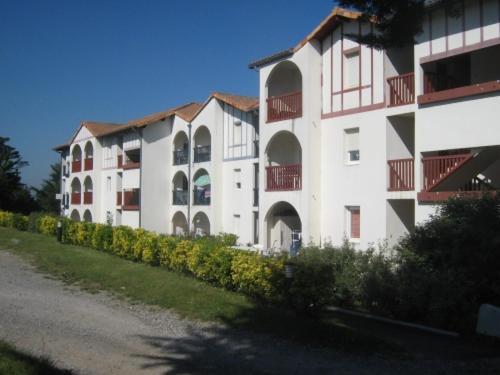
[0,0,333,187]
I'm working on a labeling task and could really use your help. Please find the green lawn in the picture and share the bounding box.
[0,227,402,356]
[0,340,71,375]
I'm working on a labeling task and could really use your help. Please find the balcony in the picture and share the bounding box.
[123,189,140,210]
[422,153,472,192]
[123,161,140,170]
[387,73,415,107]
[72,160,82,173]
[71,192,81,205]
[388,158,414,191]
[172,190,188,205]
[116,191,122,206]
[84,158,93,171]
[117,155,123,168]
[83,192,93,205]
[173,150,188,166]
[267,92,302,123]
[266,164,302,191]
[194,145,211,163]
[193,189,210,205]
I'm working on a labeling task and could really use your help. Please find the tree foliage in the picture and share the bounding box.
[0,137,38,214]
[33,163,61,214]
[338,0,458,49]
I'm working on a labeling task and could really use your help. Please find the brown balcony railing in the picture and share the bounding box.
[117,154,123,168]
[387,73,415,107]
[123,161,140,170]
[83,192,93,204]
[422,153,472,191]
[123,189,140,210]
[388,158,414,191]
[71,192,81,205]
[266,164,302,191]
[116,191,122,206]
[267,91,302,123]
[72,160,82,173]
[84,158,93,171]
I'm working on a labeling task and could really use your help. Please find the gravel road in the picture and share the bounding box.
[0,250,498,375]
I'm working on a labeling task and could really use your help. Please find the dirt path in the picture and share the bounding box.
[0,250,498,375]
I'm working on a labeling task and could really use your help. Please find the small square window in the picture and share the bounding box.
[344,128,360,165]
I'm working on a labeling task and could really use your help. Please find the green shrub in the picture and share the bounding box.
[0,211,14,227]
[204,247,236,288]
[11,213,29,231]
[170,240,194,273]
[215,232,238,247]
[27,212,45,233]
[112,226,136,259]
[231,251,285,302]
[91,224,114,252]
[158,236,180,268]
[38,215,58,236]
[134,229,159,265]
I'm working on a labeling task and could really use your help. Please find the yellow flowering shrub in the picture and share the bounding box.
[158,236,179,268]
[134,229,159,265]
[38,215,58,236]
[112,226,136,259]
[170,240,193,272]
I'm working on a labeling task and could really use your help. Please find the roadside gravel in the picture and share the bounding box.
[0,250,498,374]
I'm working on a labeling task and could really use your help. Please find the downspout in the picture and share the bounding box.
[187,123,192,234]
[132,127,143,228]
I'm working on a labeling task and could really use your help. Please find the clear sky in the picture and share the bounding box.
[0,0,334,188]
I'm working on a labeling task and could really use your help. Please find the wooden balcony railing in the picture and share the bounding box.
[71,192,81,205]
[387,72,415,107]
[388,158,414,191]
[122,161,140,170]
[117,155,123,168]
[84,158,93,171]
[173,190,188,205]
[267,91,302,123]
[71,160,82,173]
[116,191,122,206]
[83,192,93,204]
[422,153,472,191]
[123,189,140,210]
[266,164,302,191]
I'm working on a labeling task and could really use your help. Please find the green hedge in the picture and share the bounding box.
[2,194,498,333]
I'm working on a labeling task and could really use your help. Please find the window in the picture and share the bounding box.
[344,50,360,88]
[346,206,361,240]
[234,168,241,189]
[344,128,360,164]
[107,176,111,192]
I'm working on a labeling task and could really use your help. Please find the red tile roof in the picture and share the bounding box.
[127,102,202,127]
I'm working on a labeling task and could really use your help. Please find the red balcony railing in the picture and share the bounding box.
[123,161,140,170]
[117,154,123,168]
[422,153,472,191]
[388,158,414,191]
[72,160,82,173]
[267,91,302,123]
[266,164,302,191]
[116,191,122,206]
[71,192,81,205]
[83,192,93,204]
[84,158,93,171]
[387,73,415,107]
[123,189,140,210]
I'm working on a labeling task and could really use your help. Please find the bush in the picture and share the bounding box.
[11,213,29,231]
[112,226,136,259]
[0,211,14,227]
[170,240,194,273]
[134,229,159,265]
[215,232,238,247]
[27,212,44,233]
[38,215,58,236]
[158,235,180,268]
[204,247,236,288]
[91,224,114,252]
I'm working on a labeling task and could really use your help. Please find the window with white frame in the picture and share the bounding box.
[346,206,361,240]
[233,168,241,189]
[344,50,360,88]
[344,128,360,164]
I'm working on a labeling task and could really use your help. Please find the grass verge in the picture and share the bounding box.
[0,340,71,375]
[0,227,402,356]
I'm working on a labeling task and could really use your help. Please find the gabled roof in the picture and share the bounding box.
[249,7,363,69]
[191,92,259,121]
[127,102,202,127]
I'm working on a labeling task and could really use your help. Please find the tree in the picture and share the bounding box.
[0,136,39,214]
[33,163,61,214]
[338,0,458,49]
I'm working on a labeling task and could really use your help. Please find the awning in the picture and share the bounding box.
[194,174,211,187]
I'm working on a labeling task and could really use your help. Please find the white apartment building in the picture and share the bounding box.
[56,0,500,251]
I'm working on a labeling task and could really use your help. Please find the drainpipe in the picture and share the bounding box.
[132,127,143,228]
[187,123,192,234]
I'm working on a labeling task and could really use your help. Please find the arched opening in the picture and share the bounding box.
[172,211,188,236]
[70,209,81,222]
[84,141,94,170]
[265,201,302,254]
[193,169,210,205]
[193,211,210,237]
[83,209,92,223]
[265,61,303,122]
[71,178,81,205]
[71,145,82,172]
[173,131,189,165]
[83,176,93,205]
[172,171,188,205]
[265,131,302,191]
[193,126,211,163]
